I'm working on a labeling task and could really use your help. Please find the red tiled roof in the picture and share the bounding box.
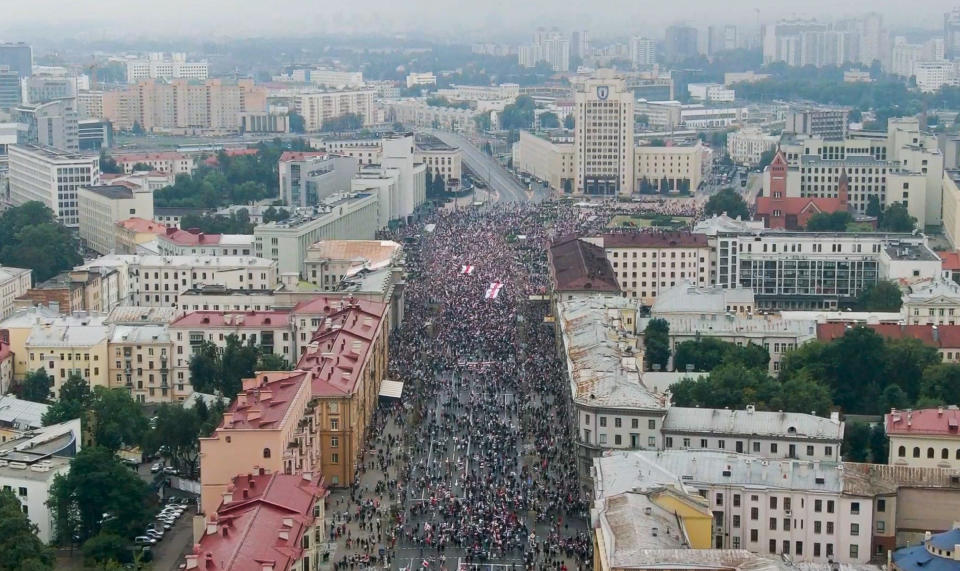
[169,311,292,329]
[113,152,190,162]
[188,472,325,571]
[602,231,708,248]
[205,148,260,166]
[755,196,845,218]
[219,371,308,431]
[116,217,168,234]
[549,237,620,293]
[816,323,960,348]
[942,251,960,272]
[279,151,327,162]
[292,295,386,317]
[294,301,387,397]
[159,227,223,245]
[886,407,960,436]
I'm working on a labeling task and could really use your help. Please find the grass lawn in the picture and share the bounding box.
[607,214,693,229]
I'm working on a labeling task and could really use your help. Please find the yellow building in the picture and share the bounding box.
[107,324,174,404]
[634,142,707,193]
[115,218,169,254]
[24,313,109,398]
[513,130,575,192]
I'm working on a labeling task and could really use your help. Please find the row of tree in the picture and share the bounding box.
[805,202,916,233]
[189,335,292,399]
[0,202,81,283]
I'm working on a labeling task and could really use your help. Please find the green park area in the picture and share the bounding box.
[607,214,693,229]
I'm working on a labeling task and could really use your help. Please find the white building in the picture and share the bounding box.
[278,151,360,207]
[574,71,635,195]
[155,229,255,257]
[78,183,154,255]
[629,37,656,67]
[593,450,874,563]
[0,266,31,321]
[8,144,100,227]
[661,407,844,462]
[634,143,709,193]
[405,72,436,89]
[914,61,957,93]
[0,451,71,543]
[292,90,375,132]
[253,193,381,277]
[727,128,780,166]
[125,52,208,83]
[902,277,960,325]
[687,83,736,103]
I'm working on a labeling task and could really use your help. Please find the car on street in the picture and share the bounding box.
[150,463,162,473]
[162,466,178,475]
[134,536,156,545]
[145,529,164,541]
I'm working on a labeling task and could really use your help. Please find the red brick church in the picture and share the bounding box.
[754,150,848,230]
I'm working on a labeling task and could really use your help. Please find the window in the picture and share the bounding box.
[851,523,859,536]
[665,437,673,447]
[599,417,607,427]
[850,545,859,559]
[614,417,622,428]
[826,543,834,557]
[827,500,834,513]
[584,414,590,424]
[771,443,778,453]
[753,442,761,452]
[877,521,886,533]
[615,435,622,445]
[769,517,777,531]
[814,521,822,534]
[815,499,822,512]
[331,453,339,464]
[330,437,339,448]
[807,445,814,456]
[814,543,821,557]
[850,502,860,515]
[700,438,708,448]
[770,497,778,509]
[18,487,26,497]
[716,493,724,506]
[648,419,656,429]
[733,494,741,507]
[733,515,741,528]
[795,541,803,556]
[784,518,791,531]
[913,446,921,458]
[751,507,759,520]
[263,448,271,458]
[826,522,834,534]
[631,418,639,429]
[769,539,777,554]
[928,447,935,458]
[877,499,886,512]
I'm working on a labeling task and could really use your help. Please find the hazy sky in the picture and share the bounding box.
[1,0,957,41]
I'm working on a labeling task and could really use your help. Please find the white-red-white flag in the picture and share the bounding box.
[460,265,475,275]
[485,281,504,299]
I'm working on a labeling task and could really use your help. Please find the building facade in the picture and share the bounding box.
[8,145,100,227]
[78,184,154,255]
[886,407,960,469]
[574,73,635,195]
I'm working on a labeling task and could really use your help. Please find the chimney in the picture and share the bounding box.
[746,404,755,414]
[222,412,234,426]
[830,411,840,422]
[184,554,199,570]
[925,531,932,542]
[242,489,249,499]
[206,520,218,536]
[222,491,232,504]
[198,232,205,242]
[166,227,177,236]
[940,406,945,416]
[278,529,289,542]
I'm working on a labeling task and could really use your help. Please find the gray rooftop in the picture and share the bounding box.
[82,185,134,200]
[0,395,49,431]
[652,281,755,316]
[663,407,843,441]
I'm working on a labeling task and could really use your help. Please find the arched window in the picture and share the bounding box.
[913,447,921,458]
[943,448,950,460]
[898,446,906,457]
[927,447,935,459]
[263,448,271,459]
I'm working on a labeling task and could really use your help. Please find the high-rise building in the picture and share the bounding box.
[574,72,634,195]
[24,74,77,104]
[124,52,208,83]
[629,37,656,67]
[707,25,739,55]
[858,12,886,66]
[664,25,699,63]
[571,30,589,59]
[12,99,79,151]
[0,43,31,78]
[8,144,100,227]
[291,89,375,132]
[518,28,570,72]
[946,6,960,60]
[0,66,21,111]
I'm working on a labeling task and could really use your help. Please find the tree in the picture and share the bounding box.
[919,363,960,405]
[81,532,130,567]
[869,424,889,464]
[188,341,221,394]
[19,369,52,403]
[866,195,882,218]
[878,203,916,232]
[0,489,54,570]
[0,202,82,282]
[704,188,749,219]
[563,114,575,129]
[856,281,903,312]
[131,121,144,135]
[319,113,364,132]
[805,211,853,231]
[257,352,292,371]
[474,111,492,132]
[130,162,152,172]
[673,338,769,372]
[48,446,153,545]
[43,371,91,426]
[842,422,871,462]
[142,404,202,478]
[539,112,560,129]
[89,387,149,453]
[758,149,777,170]
[499,95,536,130]
[220,335,259,398]
[99,152,122,174]
[643,319,671,371]
[882,338,940,402]
[288,112,305,133]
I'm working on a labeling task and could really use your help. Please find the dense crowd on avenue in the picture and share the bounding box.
[327,199,684,570]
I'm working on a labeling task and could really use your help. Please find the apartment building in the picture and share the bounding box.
[155,228,254,257]
[125,53,208,82]
[177,286,277,313]
[74,254,278,308]
[111,151,195,176]
[277,151,359,207]
[254,193,380,276]
[713,231,941,310]
[78,184,155,255]
[0,266,32,321]
[387,100,478,133]
[594,450,875,563]
[903,277,960,325]
[785,107,849,139]
[661,406,844,462]
[727,128,780,166]
[634,143,708,193]
[187,471,326,571]
[886,407,960,470]
[0,452,71,543]
[198,371,315,515]
[107,324,173,404]
[586,232,710,305]
[76,90,104,119]
[114,218,168,254]
[19,312,109,397]
[574,72,635,195]
[292,90,375,131]
[8,144,100,227]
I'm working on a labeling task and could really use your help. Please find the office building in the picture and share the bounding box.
[78,183,154,255]
[629,37,656,67]
[512,130,575,192]
[23,75,77,104]
[519,28,570,72]
[387,100,478,133]
[0,66,21,111]
[727,128,779,166]
[278,151,359,207]
[254,193,380,276]
[0,266,32,321]
[291,89,375,132]
[574,72,634,195]
[947,6,960,60]
[0,43,31,78]
[571,30,589,59]
[405,72,436,89]
[77,119,112,151]
[12,99,79,151]
[886,407,960,469]
[708,24,740,55]
[664,25,699,63]
[76,91,104,120]
[915,61,958,92]
[8,144,100,227]
[635,143,708,193]
[891,37,945,79]
[902,277,960,325]
[155,228,254,257]
[240,112,289,133]
[687,83,735,103]
[785,107,849,139]
[124,52,208,83]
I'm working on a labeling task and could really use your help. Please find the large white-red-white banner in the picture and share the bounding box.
[485,281,504,299]
[460,265,475,275]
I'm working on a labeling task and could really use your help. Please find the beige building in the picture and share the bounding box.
[887,407,960,469]
[943,172,960,249]
[903,277,960,325]
[303,240,402,291]
[107,324,173,403]
[76,90,104,120]
[512,130,575,192]
[292,90,375,132]
[586,232,711,304]
[0,266,32,320]
[114,217,168,254]
[574,72,635,195]
[78,183,155,255]
[415,137,462,184]
[635,143,708,193]
[103,79,266,133]
[23,312,109,397]
[111,151,195,176]
[727,127,780,166]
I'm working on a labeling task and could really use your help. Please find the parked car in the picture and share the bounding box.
[145,529,164,540]
[150,463,162,474]
[155,520,172,530]
[162,466,178,475]
[134,536,156,545]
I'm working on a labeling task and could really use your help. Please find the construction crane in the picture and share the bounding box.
[86,61,98,90]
